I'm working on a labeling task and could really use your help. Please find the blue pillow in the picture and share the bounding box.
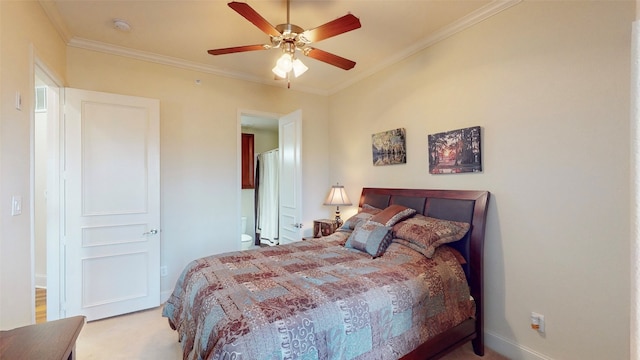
[345,221,393,258]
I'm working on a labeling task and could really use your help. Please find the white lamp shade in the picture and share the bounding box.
[323,185,352,206]
[272,65,287,78]
[276,53,293,71]
[292,58,308,77]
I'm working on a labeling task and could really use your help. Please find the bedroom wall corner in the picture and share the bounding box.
[328,1,632,359]
[0,1,67,329]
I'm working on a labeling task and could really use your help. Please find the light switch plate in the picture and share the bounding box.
[11,196,22,216]
[15,92,22,111]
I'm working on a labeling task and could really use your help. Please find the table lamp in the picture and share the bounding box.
[323,183,352,226]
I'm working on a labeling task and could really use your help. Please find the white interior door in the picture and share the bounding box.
[64,88,160,321]
[278,110,302,244]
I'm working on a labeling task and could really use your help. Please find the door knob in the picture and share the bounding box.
[143,229,158,235]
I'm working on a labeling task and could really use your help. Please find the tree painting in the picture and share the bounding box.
[372,128,406,166]
[428,126,482,174]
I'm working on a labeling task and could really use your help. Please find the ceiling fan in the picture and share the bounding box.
[207,1,361,83]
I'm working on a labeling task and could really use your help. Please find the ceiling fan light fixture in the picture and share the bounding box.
[272,65,288,79]
[292,58,308,77]
[272,52,307,78]
[277,53,293,72]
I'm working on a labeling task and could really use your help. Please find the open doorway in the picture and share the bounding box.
[32,60,63,322]
[238,110,303,249]
[240,113,279,249]
[34,76,48,323]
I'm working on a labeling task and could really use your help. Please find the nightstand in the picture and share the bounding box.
[312,219,338,238]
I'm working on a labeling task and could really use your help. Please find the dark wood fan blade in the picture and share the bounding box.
[305,48,356,70]
[208,44,267,55]
[228,2,281,37]
[303,14,361,43]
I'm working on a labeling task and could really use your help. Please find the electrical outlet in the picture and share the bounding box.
[531,312,545,333]
[160,266,168,277]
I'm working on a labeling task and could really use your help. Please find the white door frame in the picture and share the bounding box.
[31,52,64,321]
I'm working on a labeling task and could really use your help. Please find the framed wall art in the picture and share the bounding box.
[372,128,406,166]
[428,126,482,174]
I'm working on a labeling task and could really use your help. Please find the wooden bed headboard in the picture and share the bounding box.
[359,188,490,356]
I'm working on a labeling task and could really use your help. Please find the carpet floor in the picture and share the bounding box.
[76,306,508,360]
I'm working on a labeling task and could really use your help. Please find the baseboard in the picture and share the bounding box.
[160,290,172,304]
[485,331,553,360]
[35,274,47,288]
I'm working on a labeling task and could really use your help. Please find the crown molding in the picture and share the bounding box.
[326,0,522,95]
[38,0,72,43]
[67,37,328,95]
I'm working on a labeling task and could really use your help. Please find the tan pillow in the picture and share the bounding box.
[392,214,470,258]
[369,204,416,227]
[340,204,381,231]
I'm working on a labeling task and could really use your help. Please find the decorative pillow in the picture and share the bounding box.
[369,204,417,227]
[392,214,470,258]
[391,238,467,264]
[391,238,432,257]
[344,221,394,257]
[340,204,382,231]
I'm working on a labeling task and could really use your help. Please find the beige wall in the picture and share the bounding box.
[330,1,632,359]
[0,1,67,329]
[66,47,331,298]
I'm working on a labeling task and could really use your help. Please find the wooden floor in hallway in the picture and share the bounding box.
[35,287,46,323]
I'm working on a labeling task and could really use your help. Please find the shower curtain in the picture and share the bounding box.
[255,149,279,245]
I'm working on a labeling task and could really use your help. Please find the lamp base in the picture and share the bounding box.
[334,209,343,227]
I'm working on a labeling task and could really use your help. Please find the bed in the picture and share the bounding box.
[163,188,490,359]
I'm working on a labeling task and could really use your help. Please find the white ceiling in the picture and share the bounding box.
[41,0,520,95]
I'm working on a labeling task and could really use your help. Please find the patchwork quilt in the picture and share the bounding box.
[163,231,474,360]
